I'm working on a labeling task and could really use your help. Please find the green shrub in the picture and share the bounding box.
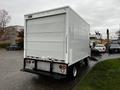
[0,43,10,48]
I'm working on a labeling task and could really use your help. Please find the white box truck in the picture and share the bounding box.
[22,6,90,79]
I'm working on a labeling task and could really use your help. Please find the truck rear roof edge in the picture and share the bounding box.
[24,6,70,16]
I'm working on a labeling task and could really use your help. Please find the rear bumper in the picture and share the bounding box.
[21,68,66,79]
[21,58,68,79]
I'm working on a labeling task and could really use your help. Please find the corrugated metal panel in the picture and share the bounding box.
[26,14,66,60]
[67,8,90,66]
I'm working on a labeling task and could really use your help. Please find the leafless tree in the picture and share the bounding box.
[0,9,11,31]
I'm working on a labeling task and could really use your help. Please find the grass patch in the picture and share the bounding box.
[74,58,120,90]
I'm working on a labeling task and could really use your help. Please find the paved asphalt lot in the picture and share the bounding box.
[0,49,120,90]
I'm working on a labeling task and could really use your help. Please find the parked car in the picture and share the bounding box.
[6,44,22,51]
[94,44,106,53]
[91,48,101,56]
[109,44,120,54]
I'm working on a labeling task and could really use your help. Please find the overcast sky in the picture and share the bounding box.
[0,0,120,38]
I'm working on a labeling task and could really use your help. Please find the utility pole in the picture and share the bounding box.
[107,29,109,41]
[106,29,109,52]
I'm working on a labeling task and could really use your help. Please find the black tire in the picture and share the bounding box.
[67,65,78,79]
[72,66,77,78]
[84,58,89,66]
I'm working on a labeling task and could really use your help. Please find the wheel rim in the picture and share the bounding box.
[73,66,77,77]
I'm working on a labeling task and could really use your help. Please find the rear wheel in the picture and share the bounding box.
[84,57,89,66]
[72,66,77,78]
[67,65,78,79]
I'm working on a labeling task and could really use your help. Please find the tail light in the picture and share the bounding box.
[29,60,31,63]
[26,60,33,63]
[32,60,35,63]
[59,64,67,69]
[59,64,67,73]
[26,60,29,63]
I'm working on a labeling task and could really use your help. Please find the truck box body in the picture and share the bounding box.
[23,6,90,77]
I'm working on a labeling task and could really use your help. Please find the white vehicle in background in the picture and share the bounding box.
[21,6,90,79]
[94,44,106,53]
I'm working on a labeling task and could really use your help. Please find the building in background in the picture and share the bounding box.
[0,25,24,44]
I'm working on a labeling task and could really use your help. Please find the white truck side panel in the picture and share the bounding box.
[25,14,66,60]
[67,8,90,66]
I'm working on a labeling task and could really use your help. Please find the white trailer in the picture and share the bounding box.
[22,6,90,79]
